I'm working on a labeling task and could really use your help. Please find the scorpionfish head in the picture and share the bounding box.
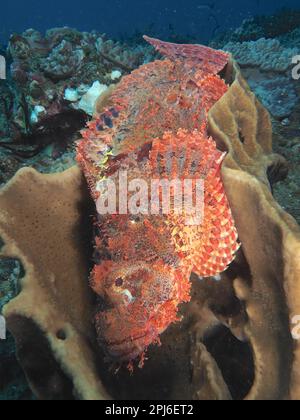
[91,260,191,363]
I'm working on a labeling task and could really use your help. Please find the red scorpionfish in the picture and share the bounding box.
[77,36,240,367]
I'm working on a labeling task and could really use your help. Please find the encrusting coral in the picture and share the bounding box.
[0,39,299,400]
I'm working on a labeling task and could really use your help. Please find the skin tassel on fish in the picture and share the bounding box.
[77,36,240,367]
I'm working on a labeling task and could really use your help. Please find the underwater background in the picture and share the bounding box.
[0,0,300,400]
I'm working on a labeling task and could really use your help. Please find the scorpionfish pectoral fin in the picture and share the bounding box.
[149,128,240,278]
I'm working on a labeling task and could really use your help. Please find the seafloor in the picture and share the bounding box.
[0,10,299,399]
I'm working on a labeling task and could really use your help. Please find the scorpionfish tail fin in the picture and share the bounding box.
[143,35,229,75]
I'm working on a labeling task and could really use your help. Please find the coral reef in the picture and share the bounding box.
[223,38,297,73]
[95,37,154,72]
[0,18,299,400]
[1,24,298,191]
[213,9,300,44]
[222,38,298,119]
[77,37,239,363]
[0,50,299,400]
[0,27,158,190]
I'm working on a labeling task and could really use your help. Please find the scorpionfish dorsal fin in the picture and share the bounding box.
[144,35,229,75]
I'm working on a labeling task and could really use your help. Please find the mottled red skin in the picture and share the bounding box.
[77,37,240,366]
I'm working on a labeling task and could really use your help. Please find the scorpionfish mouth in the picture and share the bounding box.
[91,260,191,362]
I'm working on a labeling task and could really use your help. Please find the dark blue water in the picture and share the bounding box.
[1,0,300,44]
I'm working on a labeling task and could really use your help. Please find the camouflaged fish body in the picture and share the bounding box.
[77,37,240,364]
